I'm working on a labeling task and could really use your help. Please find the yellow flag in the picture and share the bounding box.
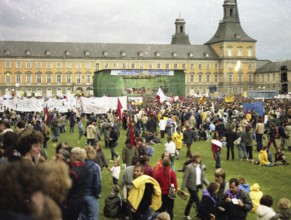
[199,96,206,104]
[224,95,235,103]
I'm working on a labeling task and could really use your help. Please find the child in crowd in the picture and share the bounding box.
[108,160,121,185]
[238,177,250,193]
[103,185,123,219]
[272,198,291,220]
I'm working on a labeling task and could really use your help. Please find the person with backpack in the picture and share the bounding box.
[103,185,124,219]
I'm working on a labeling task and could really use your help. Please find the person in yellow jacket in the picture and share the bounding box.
[172,127,183,160]
[249,183,263,213]
[128,164,162,220]
[259,146,273,166]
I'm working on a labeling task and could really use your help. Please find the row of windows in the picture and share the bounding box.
[227,63,254,70]
[4,47,253,59]
[3,49,91,57]
[223,47,253,57]
[3,49,206,58]
[3,60,255,71]
[188,73,253,83]
[3,74,91,84]
[98,62,221,70]
[3,61,92,69]
[256,73,279,82]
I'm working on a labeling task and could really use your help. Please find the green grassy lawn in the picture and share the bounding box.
[46,124,291,220]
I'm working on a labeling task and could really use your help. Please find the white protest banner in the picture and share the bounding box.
[81,96,127,114]
[14,97,43,112]
[81,97,108,114]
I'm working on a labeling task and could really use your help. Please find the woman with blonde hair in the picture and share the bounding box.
[79,146,102,220]
[272,198,291,220]
[155,211,171,220]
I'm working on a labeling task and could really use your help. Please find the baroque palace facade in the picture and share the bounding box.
[0,0,290,97]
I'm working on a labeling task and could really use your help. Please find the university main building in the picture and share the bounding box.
[0,0,290,97]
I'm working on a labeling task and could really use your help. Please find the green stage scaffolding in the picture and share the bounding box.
[93,70,185,97]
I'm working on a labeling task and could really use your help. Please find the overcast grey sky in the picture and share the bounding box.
[0,0,290,61]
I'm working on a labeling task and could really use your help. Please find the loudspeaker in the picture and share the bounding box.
[281,65,288,82]
[281,83,288,94]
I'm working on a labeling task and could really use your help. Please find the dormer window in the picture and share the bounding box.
[188,53,193,58]
[84,51,90,57]
[25,50,31,56]
[234,34,240,39]
[138,52,143,57]
[4,49,10,56]
[121,51,126,57]
[45,50,51,56]
[65,50,70,56]
[155,52,160,57]
[204,53,209,58]
[172,52,177,57]
[103,51,108,57]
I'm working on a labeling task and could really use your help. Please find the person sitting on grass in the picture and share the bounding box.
[249,183,263,214]
[271,198,291,220]
[257,195,276,220]
[259,146,273,167]
[274,149,289,165]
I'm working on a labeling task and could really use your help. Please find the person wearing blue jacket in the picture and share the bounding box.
[79,146,101,220]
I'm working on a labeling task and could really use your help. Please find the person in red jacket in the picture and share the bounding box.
[153,158,178,220]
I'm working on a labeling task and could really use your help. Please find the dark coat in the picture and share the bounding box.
[198,189,218,220]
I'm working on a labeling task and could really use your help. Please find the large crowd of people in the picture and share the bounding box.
[0,96,291,220]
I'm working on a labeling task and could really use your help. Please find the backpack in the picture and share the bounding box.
[104,194,122,218]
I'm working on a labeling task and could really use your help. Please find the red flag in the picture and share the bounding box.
[179,96,183,102]
[44,106,50,125]
[129,116,136,148]
[117,98,122,121]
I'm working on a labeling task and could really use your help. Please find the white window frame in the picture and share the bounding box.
[190,74,194,83]
[198,74,202,83]
[36,62,42,69]
[227,48,233,57]
[56,62,62,69]
[5,62,11,68]
[16,62,22,69]
[46,62,52,69]
[16,74,21,84]
[228,74,233,82]
[247,48,252,57]
[46,74,52,84]
[26,74,32,84]
[36,74,42,84]
[76,62,82,69]
[26,62,32,69]
[56,74,62,84]
[86,74,91,84]
[85,62,91,69]
[5,74,11,84]
[66,62,72,69]
[76,74,81,84]
[66,74,72,83]
[237,48,242,57]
